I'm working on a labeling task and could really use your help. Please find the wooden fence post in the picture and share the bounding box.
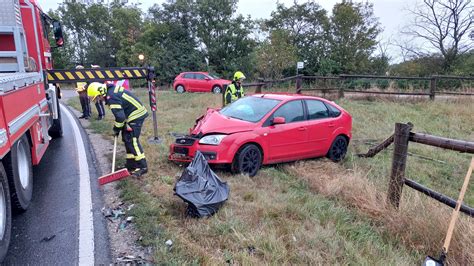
[387,123,412,208]
[338,76,345,99]
[322,77,327,98]
[430,76,437,100]
[296,75,302,94]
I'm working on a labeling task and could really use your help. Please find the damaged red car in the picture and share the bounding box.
[169,94,352,176]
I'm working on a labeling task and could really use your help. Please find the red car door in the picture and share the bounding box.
[193,73,211,92]
[265,100,310,162]
[182,73,194,91]
[304,100,336,156]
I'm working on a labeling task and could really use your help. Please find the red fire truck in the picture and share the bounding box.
[0,0,64,259]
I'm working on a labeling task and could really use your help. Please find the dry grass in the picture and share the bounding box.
[286,160,473,264]
[69,90,473,264]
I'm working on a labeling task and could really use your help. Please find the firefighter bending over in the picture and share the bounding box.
[87,82,149,177]
[224,71,246,106]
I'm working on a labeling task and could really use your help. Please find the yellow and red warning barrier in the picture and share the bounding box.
[45,67,148,83]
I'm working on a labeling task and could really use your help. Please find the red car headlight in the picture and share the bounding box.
[198,135,227,145]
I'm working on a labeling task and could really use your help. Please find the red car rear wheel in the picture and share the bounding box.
[327,136,348,162]
[175,85,185,93]
[212,85,222,94]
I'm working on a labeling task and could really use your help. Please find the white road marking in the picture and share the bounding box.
[60,104,95,265]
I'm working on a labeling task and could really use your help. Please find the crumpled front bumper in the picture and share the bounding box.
[168,136,234,164]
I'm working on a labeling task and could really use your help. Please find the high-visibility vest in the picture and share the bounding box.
[224,83,244,105]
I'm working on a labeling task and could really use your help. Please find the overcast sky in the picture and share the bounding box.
[39,0,414,61]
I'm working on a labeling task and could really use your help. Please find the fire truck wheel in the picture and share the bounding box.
[0,163,12,262]
[4,135,33,212]
[49,101,63,139]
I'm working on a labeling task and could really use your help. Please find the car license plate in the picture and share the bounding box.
[173,146,189,155]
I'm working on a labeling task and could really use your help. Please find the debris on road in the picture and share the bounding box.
[113,209,125,219]
[40,235,56,242]
[101,207,113,217]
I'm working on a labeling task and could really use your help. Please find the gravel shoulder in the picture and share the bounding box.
[62,90,153,264]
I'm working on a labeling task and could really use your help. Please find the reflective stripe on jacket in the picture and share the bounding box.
[224,82,244,106]
[76,82,87,93]
[105,85,148,128]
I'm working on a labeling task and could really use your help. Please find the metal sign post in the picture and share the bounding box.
[296,61,304,75]
[146,66,162,144]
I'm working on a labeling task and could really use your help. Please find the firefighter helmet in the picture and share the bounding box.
[87,82,106,100]
[233,71,246,81]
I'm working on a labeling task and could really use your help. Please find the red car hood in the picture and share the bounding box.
[191,109,254,135]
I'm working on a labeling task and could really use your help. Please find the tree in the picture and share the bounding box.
[47,11,75,68]
[55,2,89,65]
[109,4,143,66]
[254,30,297,79]
[403,0,473,72]
[264,2,329,74]
[195,0,256,78]
[141,1,205,84]
[328,1,381,74]
[390,55,444,76]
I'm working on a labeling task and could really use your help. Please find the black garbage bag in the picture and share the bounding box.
[174,151,230,218]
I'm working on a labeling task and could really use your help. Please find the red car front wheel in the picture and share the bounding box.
[232,144,262,177]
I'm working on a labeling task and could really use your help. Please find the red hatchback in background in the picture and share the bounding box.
[173,72,231,94]
[169,94,352,176]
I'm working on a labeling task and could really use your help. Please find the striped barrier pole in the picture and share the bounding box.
[147,67,162,144]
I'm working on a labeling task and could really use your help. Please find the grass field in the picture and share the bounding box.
[68,90,473,264]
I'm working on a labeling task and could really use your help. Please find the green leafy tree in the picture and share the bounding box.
[53,2,144,67]
[254,29,297,79]
[141,1,205,84]
[264,2,329,74]
[390,55,444,76]
[55,2,89,65]
[328,1,381,74]
[109,4,143,66]
[47,11,75,68]
[195,0,256,78]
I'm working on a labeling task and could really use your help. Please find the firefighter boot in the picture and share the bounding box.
[131,159,148,177]
[125,159,136,172]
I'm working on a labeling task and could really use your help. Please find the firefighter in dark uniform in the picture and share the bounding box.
[224,71,246,106]
[87,82,149,177]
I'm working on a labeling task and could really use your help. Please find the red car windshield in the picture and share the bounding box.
[220,97,281,122]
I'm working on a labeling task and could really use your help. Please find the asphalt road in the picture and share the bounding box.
[3,102,110,265]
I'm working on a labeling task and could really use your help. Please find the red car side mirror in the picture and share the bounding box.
[272,117,286,125]
[205,77,211,81]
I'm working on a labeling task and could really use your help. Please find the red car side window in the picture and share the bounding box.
[306,100,329,120]
[266,100,305,125]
